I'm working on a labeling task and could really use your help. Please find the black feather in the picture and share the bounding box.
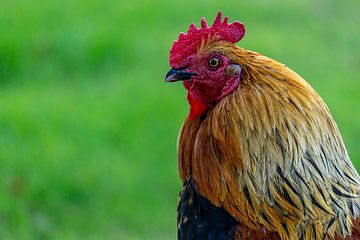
[177,178,239,240]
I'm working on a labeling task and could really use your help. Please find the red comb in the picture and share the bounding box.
[169,11,245,68]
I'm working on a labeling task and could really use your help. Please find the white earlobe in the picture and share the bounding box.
[225,64,241,77]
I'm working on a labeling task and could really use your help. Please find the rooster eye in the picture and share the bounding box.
[208,57,221,69]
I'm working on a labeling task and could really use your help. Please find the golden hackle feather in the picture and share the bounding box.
[178,41,360,240]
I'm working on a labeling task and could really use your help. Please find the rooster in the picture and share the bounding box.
[165,12,360,240]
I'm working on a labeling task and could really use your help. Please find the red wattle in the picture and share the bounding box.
[187,92,208,120]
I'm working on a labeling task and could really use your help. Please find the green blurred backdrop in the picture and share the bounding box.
[0,0,359,239]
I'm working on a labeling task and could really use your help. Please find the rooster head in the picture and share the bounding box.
[165,11,246,119]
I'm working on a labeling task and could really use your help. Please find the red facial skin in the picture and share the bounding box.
[181,53,241,120]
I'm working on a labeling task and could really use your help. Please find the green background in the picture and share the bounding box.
[0,0,359,239]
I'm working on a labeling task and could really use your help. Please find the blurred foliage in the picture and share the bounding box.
[0,0,359,239]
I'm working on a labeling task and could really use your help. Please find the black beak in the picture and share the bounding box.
[165,68,197,82]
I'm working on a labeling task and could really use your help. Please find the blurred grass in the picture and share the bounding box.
[0,0,359,239]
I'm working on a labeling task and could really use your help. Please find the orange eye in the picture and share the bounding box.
[208,57,221,69]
